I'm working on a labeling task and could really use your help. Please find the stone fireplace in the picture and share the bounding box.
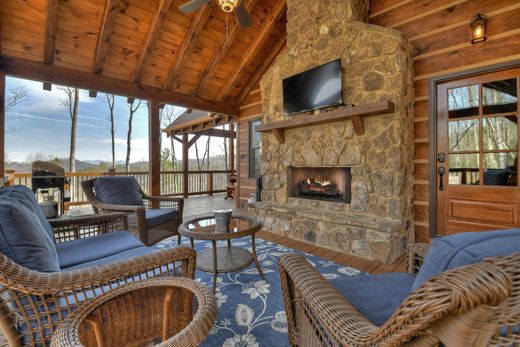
[248,0,415,263]
[290,167,351,203]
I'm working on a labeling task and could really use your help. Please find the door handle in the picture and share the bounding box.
[438,166,446,191]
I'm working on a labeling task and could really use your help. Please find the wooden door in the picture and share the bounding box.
[436,68,520,235]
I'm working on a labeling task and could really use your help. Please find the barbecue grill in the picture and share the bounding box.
[31,161,69,216]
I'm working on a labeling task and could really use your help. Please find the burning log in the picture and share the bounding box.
[300,178,340,197]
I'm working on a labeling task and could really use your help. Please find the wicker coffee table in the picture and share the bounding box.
[179,214,264,292]
[50,277,217,347]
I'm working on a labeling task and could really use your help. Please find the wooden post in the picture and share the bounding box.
[182,133,189,198]
[229,122,235,173]
[0,72,5,186]
[148,100,161,201]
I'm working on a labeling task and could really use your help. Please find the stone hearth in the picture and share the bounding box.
[248,0,415,264]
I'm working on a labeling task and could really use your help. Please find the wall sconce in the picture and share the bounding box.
[470,13,487,44]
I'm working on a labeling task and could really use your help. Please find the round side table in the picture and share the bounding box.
[178,214,264,292]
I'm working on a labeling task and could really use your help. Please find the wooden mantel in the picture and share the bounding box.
[256,100,395,143]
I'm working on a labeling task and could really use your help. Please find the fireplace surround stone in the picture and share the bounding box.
[248,0,415,263]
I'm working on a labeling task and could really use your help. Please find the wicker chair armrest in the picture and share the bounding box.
[50,213,128,243]
[0,246,196,295]
[143,196,184,219]
[279,253,512,347]
[93,202,145,213]
[406,242,429,274]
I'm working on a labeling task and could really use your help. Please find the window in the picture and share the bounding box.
[249,119,262,178]
[447,78,518,186]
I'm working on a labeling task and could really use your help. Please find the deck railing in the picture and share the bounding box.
[7,170,234,208]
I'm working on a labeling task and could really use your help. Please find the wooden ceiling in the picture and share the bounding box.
[0,0,287,114]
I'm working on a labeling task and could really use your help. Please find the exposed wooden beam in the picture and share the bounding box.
[217,1,286,101]
[237,35,286,105]
[132,0,173,83]
[194,128,236,138]
[89,90,98,98]
[172,135,182,143]
[127,97,135,104]
[43,82,52,91]
[193,0,259,97]
[1,55,239,115]
[92,0,127,75]
[163,3,213,90]
[43,0,59,65]
[188,134,202,147]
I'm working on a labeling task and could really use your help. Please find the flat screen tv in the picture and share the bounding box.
[283,59,342,115]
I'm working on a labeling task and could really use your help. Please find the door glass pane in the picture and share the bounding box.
[448,84,480,119]
[483,153,517,186]
[483,116,518,150]
[483,78,518,114]
[449,153,479,185]
[448,119,480,152]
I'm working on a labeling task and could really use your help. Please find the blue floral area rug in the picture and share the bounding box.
[155,237,361,347]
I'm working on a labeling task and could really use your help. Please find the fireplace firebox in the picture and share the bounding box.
[290,167,351,203]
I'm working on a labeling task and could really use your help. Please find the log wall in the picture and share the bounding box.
[371,0,520,242]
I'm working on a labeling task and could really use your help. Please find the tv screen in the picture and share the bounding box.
[283,59,342,115]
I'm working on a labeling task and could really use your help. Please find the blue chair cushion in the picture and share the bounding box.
[61,246,154,270]
[412,229,520,291]
[328,272,415,326]
[0,189,59,272]
[145,209,178,228]
[0,185,55,240]
[56,231,145,269]
[93,176,144,206]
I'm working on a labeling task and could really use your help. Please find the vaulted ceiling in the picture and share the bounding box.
[0,0,287,114]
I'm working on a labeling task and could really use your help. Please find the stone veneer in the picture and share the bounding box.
[248,0,415,263]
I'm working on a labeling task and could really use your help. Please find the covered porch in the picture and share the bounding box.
[1,0,520,346]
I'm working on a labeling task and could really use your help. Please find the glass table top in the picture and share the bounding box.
[185,217,255,234]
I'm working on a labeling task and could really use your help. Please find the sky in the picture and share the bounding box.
[5,76,226,163]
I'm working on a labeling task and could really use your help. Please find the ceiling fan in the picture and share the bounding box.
[179,0,253,27]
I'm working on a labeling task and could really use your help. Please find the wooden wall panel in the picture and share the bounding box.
[237,88,262,208]
[371,0,520,242]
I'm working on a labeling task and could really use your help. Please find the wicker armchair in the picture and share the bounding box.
[0,213,196,347]
[279,243,520,347]
[82,177,184,246]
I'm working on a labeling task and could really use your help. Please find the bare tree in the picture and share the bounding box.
[125,99,142,172]
[58,86,79,172]
[5,86,28,135]
[160,105,184,169]
[194,136,211,170]
[104,94,116,168]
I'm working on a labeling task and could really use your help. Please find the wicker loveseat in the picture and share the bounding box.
[82,176,184,246]
[0,185,196,347]
[279,229,520,346]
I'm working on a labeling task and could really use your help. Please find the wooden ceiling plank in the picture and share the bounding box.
[237,34,286,105]
[163,4,213,90]
[92,0,127,75]
[132,0,173,83]
[43,0,59,65]
[217,1,286,101]
[1,55,238,115]
[193,0,259,97]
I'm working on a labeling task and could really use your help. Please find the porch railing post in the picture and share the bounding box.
[0,72,5,187]
[148,100,161,204]
[208,172,213,196]
[182,134,189,198]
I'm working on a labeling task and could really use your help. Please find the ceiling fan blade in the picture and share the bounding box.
[235,2,252,27]
[179,0,212,13]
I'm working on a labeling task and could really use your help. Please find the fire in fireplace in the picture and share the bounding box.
[290,167,351,203]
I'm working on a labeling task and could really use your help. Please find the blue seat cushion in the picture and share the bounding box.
[0,189,59,272]
[328,272,415,326]
[93,176,144,206]
[0,185,55,240]
[413,229,520,291]
[145,209,178,228]
[62,246,154,270]
[56,231,145,269]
